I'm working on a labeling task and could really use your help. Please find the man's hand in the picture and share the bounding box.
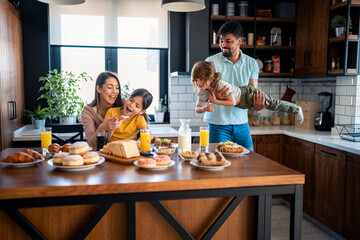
[213,83,230,100]
[253,90,269,111]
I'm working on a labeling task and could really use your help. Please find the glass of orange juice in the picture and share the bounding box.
[200,126,209,151]
[41,127,52,149]
[140,129,151,152]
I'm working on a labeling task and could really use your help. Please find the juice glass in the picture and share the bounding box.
[200,126,209,151]
[41,127,52,149]
[140,129,151,152]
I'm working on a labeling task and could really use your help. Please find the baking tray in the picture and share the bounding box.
[335,124,360,142]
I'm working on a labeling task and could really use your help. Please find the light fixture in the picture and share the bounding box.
[162,0,205,12]
[37,0,85,5]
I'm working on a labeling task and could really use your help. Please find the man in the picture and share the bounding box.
[204,20,268,151]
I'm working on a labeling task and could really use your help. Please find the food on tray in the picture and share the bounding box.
[153,155,171,165]
[48,143,61,153]
[197,152,226,166]
[62,143,72,152]
[83,151,100,165]
[1,152,35,163]
[137,158,157,168]
[23,149,43,159]
[62,155,84,166]
[156,147,175,156]
[52,152,70,165]
[101,140,140,159]
[69,142,90,155]
[217,141,244,153]
[180,151,199,159]
[154,138,172,146]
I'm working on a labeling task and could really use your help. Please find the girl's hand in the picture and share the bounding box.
[105,117,123,130]
[205,99,214,112]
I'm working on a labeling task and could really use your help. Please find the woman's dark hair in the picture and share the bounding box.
[217,20,243,39]
[130,88,153,123]
[89,71,123,107]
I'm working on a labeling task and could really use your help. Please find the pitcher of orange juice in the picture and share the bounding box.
[200,126,209,151]
[140,129,151,152]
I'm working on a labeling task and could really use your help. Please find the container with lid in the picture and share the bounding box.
[178,119,192,152]
[248,111,261,126]
[271,112,281,125]
[281,112,291,125]
[262,116,271,126]
[264,60,273,72]
[238,1,248,16]
[227,2,235,16]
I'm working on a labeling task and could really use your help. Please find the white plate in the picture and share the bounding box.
[1,158,45,167]
[215,148,250,157]
[47,156,104,171]
[133,160,175,170]
[189,159,231,171]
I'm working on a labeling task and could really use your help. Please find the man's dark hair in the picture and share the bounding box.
[217,20,243,39]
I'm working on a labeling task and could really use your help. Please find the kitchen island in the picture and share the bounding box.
[0,145,304,240]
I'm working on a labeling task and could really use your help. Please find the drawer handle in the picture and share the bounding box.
[320,149,336,157]
[345,155,353,162]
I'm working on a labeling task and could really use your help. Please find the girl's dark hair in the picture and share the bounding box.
[89,71,123,108]
[191,61,222,89]
[130,88,153,123]
[217,20,243,39]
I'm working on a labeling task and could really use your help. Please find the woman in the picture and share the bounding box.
[81,71,123,148]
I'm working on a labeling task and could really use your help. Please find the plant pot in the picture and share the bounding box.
[154,112,165,123]
[34,119,46,129]
[60,116,77,125]
[335,27,345,37]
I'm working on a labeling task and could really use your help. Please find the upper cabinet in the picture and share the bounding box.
[295,0,329,77]
[327,0,360,76]
[209,0,297,77]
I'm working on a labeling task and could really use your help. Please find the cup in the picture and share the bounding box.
[200,126,209,151]
[41,127,52,149]
[247,33,254,45]
[140,129,151,152]
[96,132,108,151]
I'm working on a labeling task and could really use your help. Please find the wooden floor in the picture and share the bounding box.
[271,204,336,240]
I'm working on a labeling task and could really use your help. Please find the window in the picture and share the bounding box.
[49,0,169,122]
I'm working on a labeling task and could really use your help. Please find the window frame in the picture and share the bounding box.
[50,45,169,123]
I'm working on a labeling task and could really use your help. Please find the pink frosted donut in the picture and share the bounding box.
[153,155,171,166]
[137,158,157,168]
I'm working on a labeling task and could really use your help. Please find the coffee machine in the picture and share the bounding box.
[315,92,332,131]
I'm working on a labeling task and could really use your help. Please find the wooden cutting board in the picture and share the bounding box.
[99,152,143,164]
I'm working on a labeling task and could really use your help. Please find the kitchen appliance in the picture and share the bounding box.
[315,92,332,131]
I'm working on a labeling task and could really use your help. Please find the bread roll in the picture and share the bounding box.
[62,143,72,152]
[48,143,61,153]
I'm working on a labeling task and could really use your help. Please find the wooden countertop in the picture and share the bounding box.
[0,145,304,200]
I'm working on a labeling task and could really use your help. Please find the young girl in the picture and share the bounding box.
[191,61,304,124]
[104,88,153,142]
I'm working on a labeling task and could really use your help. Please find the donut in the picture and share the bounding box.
[153,155,171,166]
[52,152,70,165]
[48,143,61,154]
[69,142,90,155]
[62,155,84,166]
[83,151,100,165]
[137,158,157,168]
[62,143,72,152]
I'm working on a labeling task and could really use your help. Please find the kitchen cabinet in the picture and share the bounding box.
[254,135,282,164]
[343,152,360,240]
[313,144,345,235]
[209,0,296,77]
[0,0,25,150]
[295,0,329,77]
[282,136,314,216]
[327,0,360,75]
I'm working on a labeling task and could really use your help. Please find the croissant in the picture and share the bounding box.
[1,152,35,163]
[48,143,61,153]
[62,143,72,152]
[23,149,43,160]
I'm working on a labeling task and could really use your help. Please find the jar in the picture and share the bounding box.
[264,60,273,72]
[262,116,271,126]
[211,3,219,15]
[227,2,235,16]
[271,112,281,125]
[178,119,192,152]
[290,113,295,125]
[238,1,248,16]
[281,112,291,125]
[248,111,261,126]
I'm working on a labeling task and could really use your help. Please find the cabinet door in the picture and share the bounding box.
[313,144,345,235]
[344,152,360,240]
[256,135,282,163]
[295,0,310,74]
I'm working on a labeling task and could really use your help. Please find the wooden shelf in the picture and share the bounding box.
[256,17,296,22]
[328,69,344,74]
[331,1,347,10]
[255,45,295,50]
[227,16,255,21]
[211,44,255,49]
[329,35,346,42]
[259,72,294,77]
[210,15,226,20]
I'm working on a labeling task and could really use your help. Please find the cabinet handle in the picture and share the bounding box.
[8,101,17,120]
[258,137,262,142]
[320,149,336,157]
[308,50,312,66]
[304,51,307,66]
[297,141,302,147]
[345,155,353,162]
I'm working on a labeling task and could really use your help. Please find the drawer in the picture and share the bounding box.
[284,135,314,152]
[315,144,345,162]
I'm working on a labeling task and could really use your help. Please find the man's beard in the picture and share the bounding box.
[221,48,233,57]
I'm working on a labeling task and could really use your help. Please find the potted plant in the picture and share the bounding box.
[331,15,346,37]
[38,69,92,124]
[23,104,49,129]
[154,98,167,123]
